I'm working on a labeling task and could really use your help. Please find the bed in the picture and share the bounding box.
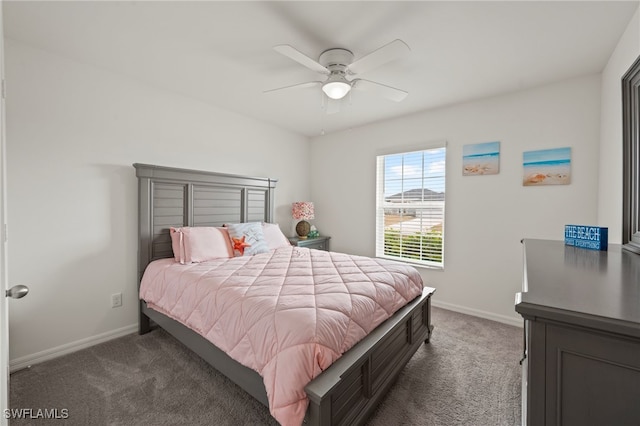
[134,163,436,426]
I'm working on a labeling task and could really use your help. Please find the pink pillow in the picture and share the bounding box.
[170,227,186,264]
[262,222,291,250]
[169,227,233,264]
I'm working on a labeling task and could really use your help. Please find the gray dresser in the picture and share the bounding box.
[516,239,640,426]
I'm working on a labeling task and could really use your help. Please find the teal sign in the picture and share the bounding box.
[565,225,608,251]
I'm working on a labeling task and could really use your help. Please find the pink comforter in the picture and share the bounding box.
[140,246,423,425]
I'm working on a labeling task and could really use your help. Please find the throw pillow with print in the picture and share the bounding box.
[226,222,270,256]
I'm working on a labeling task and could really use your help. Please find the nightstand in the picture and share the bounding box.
[288,236,331,251]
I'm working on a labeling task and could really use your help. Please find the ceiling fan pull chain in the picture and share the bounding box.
[320,96,326,136]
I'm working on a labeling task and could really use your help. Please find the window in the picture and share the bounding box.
[376,145,446,268]
[623,55,640,254]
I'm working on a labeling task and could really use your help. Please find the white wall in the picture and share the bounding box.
[310,75,602,324]
[598,8,640,242]
[5,40,310,363]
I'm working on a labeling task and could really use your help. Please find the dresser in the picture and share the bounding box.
[288,236,331,251]
[515,239,640,426]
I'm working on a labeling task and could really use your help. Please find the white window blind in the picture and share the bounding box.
[376,146,446,268]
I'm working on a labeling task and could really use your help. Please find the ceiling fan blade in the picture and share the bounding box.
[264,81,322,94]
[273,45,330,75]
[352,79,408,102]
[348,39,410,75]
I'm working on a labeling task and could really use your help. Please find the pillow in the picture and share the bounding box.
[226,222,270,257]
[169,227,233,264]
[170,227,186,264]
[262,222,291,250]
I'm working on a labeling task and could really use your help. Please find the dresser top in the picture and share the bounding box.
[517,239,640,334]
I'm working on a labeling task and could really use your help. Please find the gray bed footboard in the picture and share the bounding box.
[305,287,434,426]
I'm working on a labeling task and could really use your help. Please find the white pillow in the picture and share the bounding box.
[262,222,292,249]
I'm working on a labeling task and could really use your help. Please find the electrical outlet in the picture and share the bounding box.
[111,292,122,308]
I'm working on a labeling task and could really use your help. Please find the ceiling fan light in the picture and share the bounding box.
[322,81,351,100]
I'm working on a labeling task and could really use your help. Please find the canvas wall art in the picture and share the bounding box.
[462,141,500,175]
[523,147,571,186]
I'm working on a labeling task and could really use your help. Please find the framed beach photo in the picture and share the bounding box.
[523,147,571,186]
[463,141,500,175]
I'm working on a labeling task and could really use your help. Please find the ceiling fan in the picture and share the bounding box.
[265,39,410,108]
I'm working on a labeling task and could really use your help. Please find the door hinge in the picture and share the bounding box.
[1,79,4,100]
[3,224,6,243]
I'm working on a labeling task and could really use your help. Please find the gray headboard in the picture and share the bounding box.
[134,163,277,281]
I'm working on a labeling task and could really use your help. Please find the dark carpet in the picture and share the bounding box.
[10,307,522,425]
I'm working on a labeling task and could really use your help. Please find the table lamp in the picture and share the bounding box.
[292,201,314,239]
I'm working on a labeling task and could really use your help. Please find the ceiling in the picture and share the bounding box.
[4,1,638,137]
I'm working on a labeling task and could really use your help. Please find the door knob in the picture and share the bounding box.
[6,285,29,299]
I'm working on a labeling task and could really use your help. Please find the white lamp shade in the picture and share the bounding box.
[322,81,351,100]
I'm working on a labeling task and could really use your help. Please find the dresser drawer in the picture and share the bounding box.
[288,236,331,251]
[304,239,327,250]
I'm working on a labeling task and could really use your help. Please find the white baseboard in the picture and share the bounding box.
[9,324,138,372]
[431,300,523,328]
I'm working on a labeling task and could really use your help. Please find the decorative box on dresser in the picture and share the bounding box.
[288,236,331,251]
[515,239,640,426]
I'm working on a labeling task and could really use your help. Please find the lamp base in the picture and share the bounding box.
[295,220,311,239]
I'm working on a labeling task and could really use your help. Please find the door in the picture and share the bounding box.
[0,4,29,421]
[0,6,29,422]
[0,2,8,423]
